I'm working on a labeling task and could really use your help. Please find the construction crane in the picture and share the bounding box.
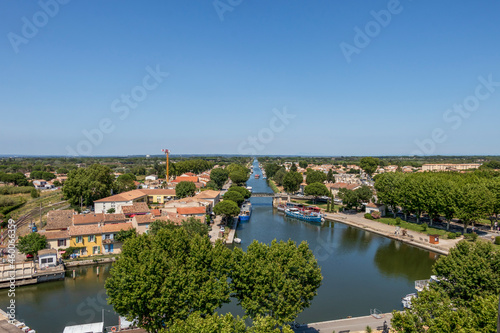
[161,149,170,182]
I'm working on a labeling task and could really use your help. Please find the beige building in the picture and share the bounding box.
[422,163,481,172]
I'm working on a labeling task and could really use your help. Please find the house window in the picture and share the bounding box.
[104,244,114,253]
[157,196,162,202]
[88,235,96,243]
[104,234,110,240]
[93,246,100,254]
[58,239,66,247]
[76,236,83,243]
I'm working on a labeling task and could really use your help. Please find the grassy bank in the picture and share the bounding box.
[370,216,453,238]
[267,179,279,193]
[291,199,342,211]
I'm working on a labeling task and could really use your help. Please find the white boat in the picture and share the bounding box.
[234,238,242,244]
[402,293,416,308]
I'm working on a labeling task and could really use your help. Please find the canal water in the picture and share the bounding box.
[0,160,438,332]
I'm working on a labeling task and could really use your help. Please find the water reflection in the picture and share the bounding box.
[374,241,439,282]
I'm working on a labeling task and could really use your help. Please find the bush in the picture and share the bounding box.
[495,236,500,245]
[364,213,374,220]
[395,217,402,225]
[366,326,372,333]
[448,232,457,239]
[464,232,478,242]
[422,223,428,231]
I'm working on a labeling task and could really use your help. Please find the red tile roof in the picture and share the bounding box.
[171,176,199,183]
[122,202,150,215]
[102,222,133,233]
[177,206,206,215]
[46,210,74,230]
[41,230,70,240]
[69,225,102,236]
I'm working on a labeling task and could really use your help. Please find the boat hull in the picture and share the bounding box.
[285,210,322,223]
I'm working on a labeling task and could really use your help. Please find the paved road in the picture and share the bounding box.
[295,313,392,333]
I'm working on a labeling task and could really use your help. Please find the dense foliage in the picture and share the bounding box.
[106,226,320,332]
[392,241,500,332]
[375,171,500,229]
[175,181,197,199]
[62,164,115,206]
[17,233,47,257]
[232,239,323,325]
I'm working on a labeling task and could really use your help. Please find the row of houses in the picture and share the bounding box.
[38,189,221,258]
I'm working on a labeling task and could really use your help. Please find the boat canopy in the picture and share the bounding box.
[63,322,104,333]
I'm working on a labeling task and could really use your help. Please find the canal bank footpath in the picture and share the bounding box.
[296,312,393,333]
[325,212,461,255]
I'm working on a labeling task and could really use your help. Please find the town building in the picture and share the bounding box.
[93,189,176,213]
[68,225,103,257]
[421,163,481,172]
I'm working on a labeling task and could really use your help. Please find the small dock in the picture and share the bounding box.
[226,217,239,244]
[296,312,393,332]
[0,262,65,289]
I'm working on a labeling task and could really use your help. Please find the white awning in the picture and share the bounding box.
[63,322,103,333]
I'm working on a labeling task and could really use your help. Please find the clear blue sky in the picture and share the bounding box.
[1,1,499,156]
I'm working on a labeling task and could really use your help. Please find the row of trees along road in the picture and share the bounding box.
[375,170,500,231]
[392,240,500,332]
[105,224,322,332]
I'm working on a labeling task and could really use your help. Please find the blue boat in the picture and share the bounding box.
[285,207,323,223]
[239,202,252,221]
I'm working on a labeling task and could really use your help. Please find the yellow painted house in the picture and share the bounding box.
[68,225,103,257]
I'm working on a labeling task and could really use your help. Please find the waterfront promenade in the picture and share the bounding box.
[296,313,393,332]
[325,212,461,255]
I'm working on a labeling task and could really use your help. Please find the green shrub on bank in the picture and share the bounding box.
[448,232,458,239]
[364,213,373,220]
[463,232,478,242]
[495,236,500,245]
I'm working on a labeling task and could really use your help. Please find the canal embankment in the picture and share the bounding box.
[325,212,458,255]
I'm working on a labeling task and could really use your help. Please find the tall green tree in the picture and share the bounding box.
[175,181,197,199]
[17,233,47,258]
[264,163,281,179]
[305,170,327,185]
[213,200,240,221]
[454,182,494,232]
[392,241,500,332]
[106,228,232,332]
[228,185,251,199]
[231,239,322,326]
[282,171,302,194]
[273,167,287,186]
[359,157,380,177]
[290,163,298,172]
[210,168,229,190]
[62,164,114,206]
[304,182,330,203]
[223,191,244,206]
[326,169,335,183]
[298,161,308,169]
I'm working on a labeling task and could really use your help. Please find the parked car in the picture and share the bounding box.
[220,226,225,232]
[82,209,90,214]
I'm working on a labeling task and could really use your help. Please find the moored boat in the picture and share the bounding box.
[402,293,416,309]
[255,174,260,179]
[239,202,252,221]
[285,206,323,223]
